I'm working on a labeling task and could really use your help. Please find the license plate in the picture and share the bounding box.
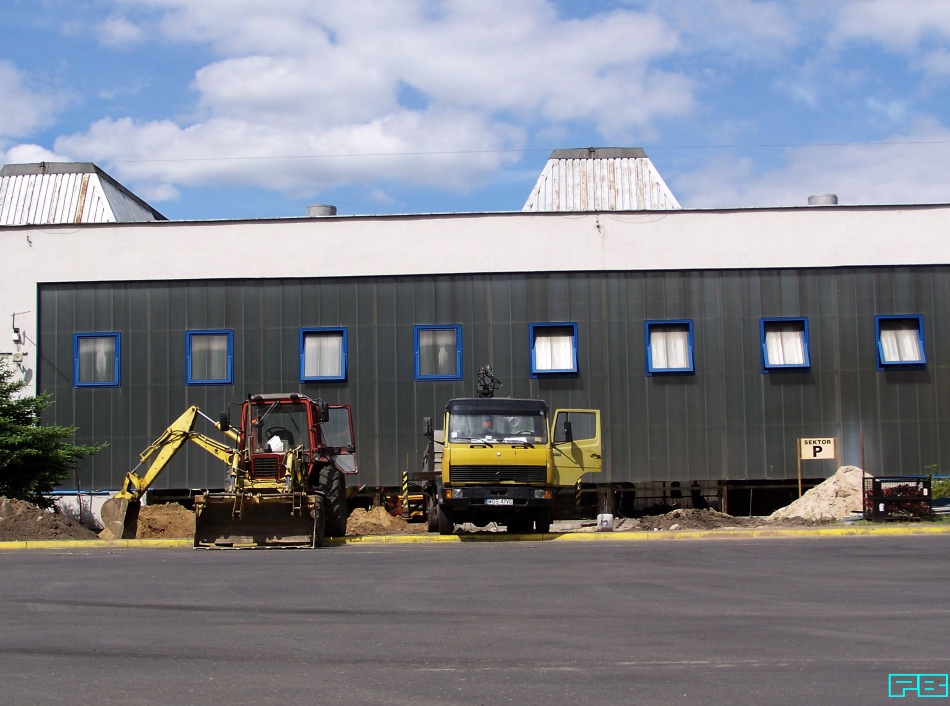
[485,498,514,506]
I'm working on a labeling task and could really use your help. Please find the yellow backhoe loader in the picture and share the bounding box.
[99,393,358,548]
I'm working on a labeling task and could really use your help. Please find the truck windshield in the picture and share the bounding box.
[448,412,548,444]
[249,403,310,453]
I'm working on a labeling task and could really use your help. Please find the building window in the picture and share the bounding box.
[530,322,578,376]
[761,318,810,372]
[645,320,694,375]
[186,330,233,384]
[74,333,120,387]
[414,325,462,380]
[300,328,347,381]
[876,315,925,369]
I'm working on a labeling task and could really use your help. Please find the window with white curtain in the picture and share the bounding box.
[761,318,810,371]
[74,333,120,386]
[300,328,346,381]
[876,316,925,368]
[415,325,462,380]
[530,323,578,375]
[645,320,694,375]
[186,330,233,384]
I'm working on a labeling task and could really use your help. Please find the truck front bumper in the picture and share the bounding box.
[440,485,553,510]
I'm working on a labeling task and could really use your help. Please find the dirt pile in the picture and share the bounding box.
[769,466,864,522]
[134,503,195,539]
[346,506,428,536]
[0,496,99,541]
[636,508,760,531]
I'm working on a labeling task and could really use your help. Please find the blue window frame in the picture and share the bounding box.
[74,333,120,387]
[645,320,694,375]
[530,322,578,376]
[761,317,810,373]
[414,325,462,380]
[875,315,925,370]
[186,330,233,385]
[300,327,347,381]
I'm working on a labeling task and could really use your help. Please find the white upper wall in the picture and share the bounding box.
[3,203,950,393]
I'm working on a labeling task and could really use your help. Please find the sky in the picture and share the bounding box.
[4,0,950,220]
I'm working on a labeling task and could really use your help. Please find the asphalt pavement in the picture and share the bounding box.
[1,533,948,705]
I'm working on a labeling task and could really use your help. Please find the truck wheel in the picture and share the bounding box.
[426,494,439,532]
[535,510,552,534]
[317,466,348,538]
[437,504,454,535]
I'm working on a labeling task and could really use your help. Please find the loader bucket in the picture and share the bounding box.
[193,493,325,548]
[100,497,141,539]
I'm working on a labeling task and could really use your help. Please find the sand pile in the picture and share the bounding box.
[769,466,865,521]
[0,496,99,541]
[346,506,428,536]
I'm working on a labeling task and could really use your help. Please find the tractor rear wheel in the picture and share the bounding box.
[317,466,348,537]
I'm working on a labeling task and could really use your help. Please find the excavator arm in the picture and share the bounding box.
[100,405,238,539]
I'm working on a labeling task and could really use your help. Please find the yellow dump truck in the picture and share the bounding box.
[416,397,601,534]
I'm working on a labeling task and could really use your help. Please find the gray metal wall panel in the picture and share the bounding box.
[38,266,950,491]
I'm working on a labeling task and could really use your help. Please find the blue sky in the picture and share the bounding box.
[4,0,950,220]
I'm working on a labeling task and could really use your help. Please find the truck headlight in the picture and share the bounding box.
[533,489,552,499]
[446,488,463,499]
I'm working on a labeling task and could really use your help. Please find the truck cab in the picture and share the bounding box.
[421,398,601,534]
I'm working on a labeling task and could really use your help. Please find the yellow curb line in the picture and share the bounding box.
[1,525,948,550]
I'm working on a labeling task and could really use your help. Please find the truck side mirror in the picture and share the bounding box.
[317,400,330,424]
[561,419,573,444]
[423,416,433,440]
[218,411,230,433]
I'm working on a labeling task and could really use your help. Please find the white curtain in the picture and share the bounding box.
[78,336,115,383]
[650,327,690,370]
[534,328,574,371]
[419,329,457,376]
[191,334,229,380]
[304,332,343,378]
[880,322,921,362]
[765,326,805,366]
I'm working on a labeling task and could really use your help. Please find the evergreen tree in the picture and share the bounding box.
[0,361,105,507]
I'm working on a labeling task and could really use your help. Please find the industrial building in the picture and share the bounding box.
[3,149,949,515]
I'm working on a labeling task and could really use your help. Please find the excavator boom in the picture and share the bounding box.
[100,406,237,539]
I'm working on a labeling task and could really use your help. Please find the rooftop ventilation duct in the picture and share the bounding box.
[307,204,337,217]
[807,194,838,206]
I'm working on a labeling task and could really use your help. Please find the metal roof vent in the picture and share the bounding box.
[807,193,838,206]
[307,204,337,217]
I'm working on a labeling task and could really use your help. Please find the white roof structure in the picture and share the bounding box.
[523,147,680,212]
[0,162,165,225]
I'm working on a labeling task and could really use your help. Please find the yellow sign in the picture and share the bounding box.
[800,438,836,460]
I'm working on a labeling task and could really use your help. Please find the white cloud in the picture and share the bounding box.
[0,61,65,140]
[834,0,950,49]
[98,16,144,47]
[673,120,950,208]
[54,1,693,201]
[2,143,72,165]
